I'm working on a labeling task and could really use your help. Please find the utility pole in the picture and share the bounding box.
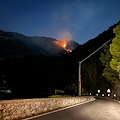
[78,61,81,96]
[78,38,112,96]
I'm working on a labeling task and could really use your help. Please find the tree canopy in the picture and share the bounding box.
[110,25,120,78]
[99,45,119,84]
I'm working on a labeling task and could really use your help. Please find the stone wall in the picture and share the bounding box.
[0,96,95,120]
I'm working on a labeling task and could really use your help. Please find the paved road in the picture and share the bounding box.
[29,99,120,120]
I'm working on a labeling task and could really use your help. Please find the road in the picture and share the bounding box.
[28,99,120,120]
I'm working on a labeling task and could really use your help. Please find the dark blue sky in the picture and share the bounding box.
[0,0,120,44]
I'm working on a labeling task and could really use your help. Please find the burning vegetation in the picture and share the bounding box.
[53,40,72,53]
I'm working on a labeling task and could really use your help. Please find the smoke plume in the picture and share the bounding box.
[58,31,72,41]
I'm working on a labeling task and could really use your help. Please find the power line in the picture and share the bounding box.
[81,38,112,63]
[78,38,113,96]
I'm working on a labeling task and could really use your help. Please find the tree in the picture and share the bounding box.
[99,45,119,84]
[99,45,120,98]
[110,25,120,78]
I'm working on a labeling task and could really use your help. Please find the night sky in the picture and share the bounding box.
[0,0,120,44]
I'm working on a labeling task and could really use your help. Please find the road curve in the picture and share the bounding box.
[28,99,120,120]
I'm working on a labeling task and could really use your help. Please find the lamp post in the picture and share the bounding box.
[114,93,117,99]
[97,90,100,97]
[102,94,104,97]
[78,38,112,96]
[98,90,100,93]
[78,61,81,96]
[107,89,111,97]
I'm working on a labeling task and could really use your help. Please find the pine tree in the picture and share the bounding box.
[99,45,119,83]
[110,25,120,78]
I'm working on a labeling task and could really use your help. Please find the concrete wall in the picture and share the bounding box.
[0,96,94,120]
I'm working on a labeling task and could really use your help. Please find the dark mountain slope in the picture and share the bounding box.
[29,36,67,56]
[0,30,79,98]
[30,36,79,56]
[52,21,120,95]
[0,21,120,99]
[9,32,79,57]
[73,24,117,62]
[0,30,36,59]
[62,21,120,94]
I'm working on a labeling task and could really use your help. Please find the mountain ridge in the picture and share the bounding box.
[0,21,120,99]
[0,30,79,58]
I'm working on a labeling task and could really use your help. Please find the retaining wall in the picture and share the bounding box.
[0,96,95,120]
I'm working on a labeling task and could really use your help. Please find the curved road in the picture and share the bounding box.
[28,99,120,120]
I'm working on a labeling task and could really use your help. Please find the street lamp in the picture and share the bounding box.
[107,89,111,97]
[78,61,81,96]
[107,89,111,93]
[78,38,112,96]
[114,93,117,98]
[97,90,100,97]
[96,94,98,96]
[102,94,104,97]
[97,90,100,93]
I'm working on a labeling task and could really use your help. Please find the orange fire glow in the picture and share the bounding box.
[54,41,67,49]
[53,40,72,53]
[63,41,67,48]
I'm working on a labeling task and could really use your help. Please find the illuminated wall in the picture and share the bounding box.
[0,96,94,120]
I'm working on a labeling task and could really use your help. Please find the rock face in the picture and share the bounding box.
[0,96,94,120]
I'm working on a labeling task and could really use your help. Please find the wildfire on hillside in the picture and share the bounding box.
[53,41,72,53]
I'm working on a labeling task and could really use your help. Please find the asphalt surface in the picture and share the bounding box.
[29,99,120,120]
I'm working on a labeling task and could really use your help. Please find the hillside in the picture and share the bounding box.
[0,30,79,98]
[65,21,120,95]
[0,21,120,99]
[0,30,79,59]
[9,32,79,57]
